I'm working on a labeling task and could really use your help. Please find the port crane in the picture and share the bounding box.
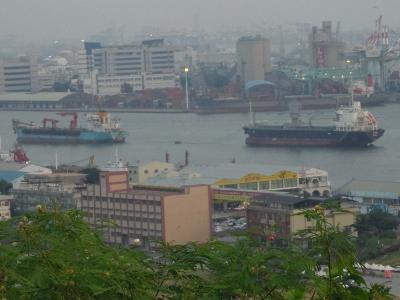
[57,112,78,130]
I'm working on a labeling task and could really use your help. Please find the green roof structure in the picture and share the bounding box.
[0,92,71,102]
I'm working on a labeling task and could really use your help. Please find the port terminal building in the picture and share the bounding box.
[0,92,71,110]
[143,163,331,211]
[335,179,400,215]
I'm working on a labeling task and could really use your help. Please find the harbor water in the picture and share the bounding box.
[1,104,399,189]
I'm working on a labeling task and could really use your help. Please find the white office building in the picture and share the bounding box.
[0,56,40,93]
[85,71,176,96]
[82,39,177,95]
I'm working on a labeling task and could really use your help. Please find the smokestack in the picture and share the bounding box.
[185,150,189,166]
[165,152,169,163]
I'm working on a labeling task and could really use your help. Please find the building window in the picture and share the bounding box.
[239,182,258,190]
[144,170,148,174]
[284,179,297,188]
[271,180,284,189]
[259,181,270,190]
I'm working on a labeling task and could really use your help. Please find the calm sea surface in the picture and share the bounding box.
[1,104,400,189]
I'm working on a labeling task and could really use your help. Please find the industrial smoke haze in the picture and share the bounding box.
[0,0,398,42]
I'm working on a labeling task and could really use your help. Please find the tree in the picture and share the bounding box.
[297,206,369,299]
[0,206,394,299]
[0,180,12,194]
[354,208,400,259]
[0,206,153,299]
[201,65,231,89]
[81,168,100,184]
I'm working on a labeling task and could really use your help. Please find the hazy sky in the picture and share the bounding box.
[0,0,398,42]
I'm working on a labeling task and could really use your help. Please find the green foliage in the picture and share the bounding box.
[0,206,395,299]
[81,167,100,184]
[0,206,153,299]
[0,180,12,195]
[354,208,400,260]
[201,65,231,89]
[297,207,370,299]
[201,238,311,299]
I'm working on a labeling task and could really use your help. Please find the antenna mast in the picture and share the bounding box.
[249,101,255,125]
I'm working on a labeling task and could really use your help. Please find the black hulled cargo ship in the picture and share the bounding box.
[243,101,385,147]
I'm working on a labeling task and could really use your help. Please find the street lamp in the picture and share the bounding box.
[184,67,189,110]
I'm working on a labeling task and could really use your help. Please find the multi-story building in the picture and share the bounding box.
[90,39,174,76]
[82,39,177,95]
[145,164,331,213]
[236,36,272,82]
[77,41,102,77]
[142,39,175,74]
[0,195,12,221]
[12,173,86,215]
[247,193,358,240]
[81,171,212,248]
[128,161,176,185]
[85,72,177,95]
[146,164,331,197]
[0,56,40,93]
[92,45,144,75]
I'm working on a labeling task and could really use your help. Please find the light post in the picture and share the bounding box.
[184,67,189,110]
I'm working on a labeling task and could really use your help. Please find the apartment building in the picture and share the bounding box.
[0,56,40,93]
[0,195,12,221]
[81,171,212,249]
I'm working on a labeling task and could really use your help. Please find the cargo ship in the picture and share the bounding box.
[12,112,127,144]
[243,99,385,147]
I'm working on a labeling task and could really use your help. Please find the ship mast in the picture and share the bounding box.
[249,101,255,125]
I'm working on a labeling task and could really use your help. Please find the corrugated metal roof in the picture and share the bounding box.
[0,195,13,200]
[245,80,276,91]
[337,179,400,197]
[0,171,25,182]
[0,92,71,102]
[144,163,323,188]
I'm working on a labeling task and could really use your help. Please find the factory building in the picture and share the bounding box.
[81,171,212,249]
[309,21,346,68]
[236,36,272,82]
[0,56,40,93]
